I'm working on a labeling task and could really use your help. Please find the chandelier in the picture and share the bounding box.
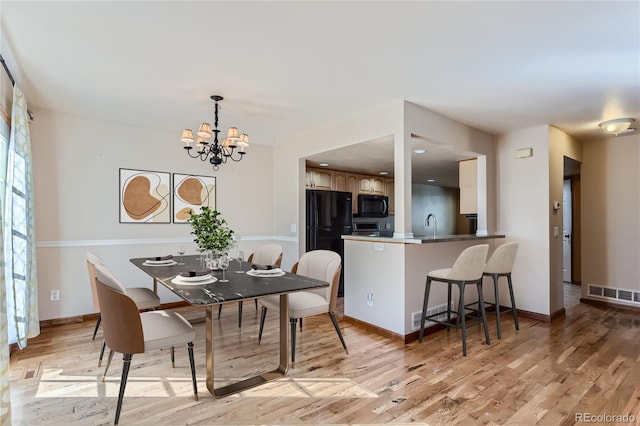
[181,95,249,171]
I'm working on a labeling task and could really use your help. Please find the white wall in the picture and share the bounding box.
[31,109,276,320]
[496,126,551,314]
[581,133,640,303]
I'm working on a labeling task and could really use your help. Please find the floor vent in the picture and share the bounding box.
[411,303,455,331]
[587,284,640,307]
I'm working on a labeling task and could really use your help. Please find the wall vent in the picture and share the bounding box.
[411,303,455,331]
[587,284,640,307]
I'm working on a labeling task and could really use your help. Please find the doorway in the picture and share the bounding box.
[563,157,582,307]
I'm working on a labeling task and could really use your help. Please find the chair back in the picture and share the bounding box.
[447,244,489,281]
[484,242,519,274]
[249,243,283,267]
[94,264,145,355]
[291,250,341,311]
[86,251,104,311]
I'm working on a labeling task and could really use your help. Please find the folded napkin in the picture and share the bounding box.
[251,263,278,270]
[180,269,212,278]
[147,255,173,261]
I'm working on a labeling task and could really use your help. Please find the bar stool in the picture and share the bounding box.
[482,242,519,339]
[418,244,490,356]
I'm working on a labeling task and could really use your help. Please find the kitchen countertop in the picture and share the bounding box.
[342,233,505,244]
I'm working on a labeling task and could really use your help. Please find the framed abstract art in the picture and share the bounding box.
[119,168,171,223]
[173,173,216,223]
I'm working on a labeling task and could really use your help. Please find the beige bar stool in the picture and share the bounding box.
[482,242,519,339]
[418,244,490,356]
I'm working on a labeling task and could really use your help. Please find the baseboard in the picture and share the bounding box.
[343,315,405,343]
[515,306,565,323]
[38,300,191,329]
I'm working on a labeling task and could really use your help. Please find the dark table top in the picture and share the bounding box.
[130,254,329,306]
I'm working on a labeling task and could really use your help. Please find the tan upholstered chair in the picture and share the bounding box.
[418,244,490,356]
[94,264,197,425]
[482,242,519,339]
[218,243,283,327]
[86,251,160,365]
[257,249,348,364]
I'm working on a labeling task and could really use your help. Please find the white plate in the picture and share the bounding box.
[247,269,285,277]
[143,260,178,267]
[176,274,213,282]
[171,276,217,285]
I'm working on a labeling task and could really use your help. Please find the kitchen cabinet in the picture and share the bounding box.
[346,173,359,213]
[384,178,395,214]
[306,168,333,190]
[358,175,385,195]
[459,158,477,214]
[333,171,347,192]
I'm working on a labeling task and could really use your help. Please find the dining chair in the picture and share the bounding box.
[94,264,198,425]
[86,251,160,366]
[257,249,348,364]
[218,243,283,327]
[418,244,490,356]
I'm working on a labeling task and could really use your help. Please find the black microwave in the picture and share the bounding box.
[357,194,389,217]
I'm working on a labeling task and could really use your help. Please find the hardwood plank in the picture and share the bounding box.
[8,285,640,425]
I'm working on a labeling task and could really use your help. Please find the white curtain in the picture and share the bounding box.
[0,105,11,425]
[4,85,39,349]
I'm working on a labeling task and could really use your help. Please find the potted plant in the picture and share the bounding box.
[187,207,235,267]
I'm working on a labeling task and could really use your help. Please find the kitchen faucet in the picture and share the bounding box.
[425,213,437,238]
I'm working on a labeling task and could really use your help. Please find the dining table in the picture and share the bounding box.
[129,254,329,398]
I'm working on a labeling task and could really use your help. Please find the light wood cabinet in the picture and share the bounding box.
[333,171,347,192]
[346,173,359,213]
[459,158,477,214]
[306,168,333,190]
[384,178,395,214]
[358,175,385,195]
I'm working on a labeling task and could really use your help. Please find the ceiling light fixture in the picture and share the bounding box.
[379,171,389,175]
[598,118,635,135]
[413,149,427,154]
[181,95,249,171]
[319,163,329,167]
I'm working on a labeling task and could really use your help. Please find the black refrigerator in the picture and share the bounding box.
[306,190,353,296]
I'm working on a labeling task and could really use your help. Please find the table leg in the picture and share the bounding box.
[206,294,289,398]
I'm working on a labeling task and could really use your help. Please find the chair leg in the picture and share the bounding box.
[114,353,132,426]
[508,274,520,331]
[493,274,502,339]
[258,306,267,344]
[477,281,491,345]
[254,299,258,310]
[329,311,348,354]
[217,304,222,319]
[419,277,432,342]
[171,346,175,368]
[458,283,467,356]
[290,318,298,363]
[187,342,198,401]
[447,282,453,332]
[92,314,101,340]
[238,301,243,328]
[300,318,303,331]
[98,339,106,367]
[102,349,114,382]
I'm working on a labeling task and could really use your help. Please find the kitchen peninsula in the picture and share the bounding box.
[342,233,505,342]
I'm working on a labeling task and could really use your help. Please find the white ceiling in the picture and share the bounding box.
[2,1,639,185]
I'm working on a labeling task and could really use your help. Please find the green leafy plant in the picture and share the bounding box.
[187,207,235,254]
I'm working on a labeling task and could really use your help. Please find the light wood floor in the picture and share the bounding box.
[8,284,640,425]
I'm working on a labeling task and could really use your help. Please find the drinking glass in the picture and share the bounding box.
[235,249,245,273]
[177,245,185,265]
[219,254,230,282]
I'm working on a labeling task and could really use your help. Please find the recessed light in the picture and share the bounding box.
[427,179,435,182]
[318,163,329,167]
[413,149,427,154]
[379,171,389,175]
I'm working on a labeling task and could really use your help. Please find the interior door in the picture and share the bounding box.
[563,179,572,282]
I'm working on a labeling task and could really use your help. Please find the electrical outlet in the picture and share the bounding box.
[50,290,60,301]
[374,243,384,251]
[366,292,374,306]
